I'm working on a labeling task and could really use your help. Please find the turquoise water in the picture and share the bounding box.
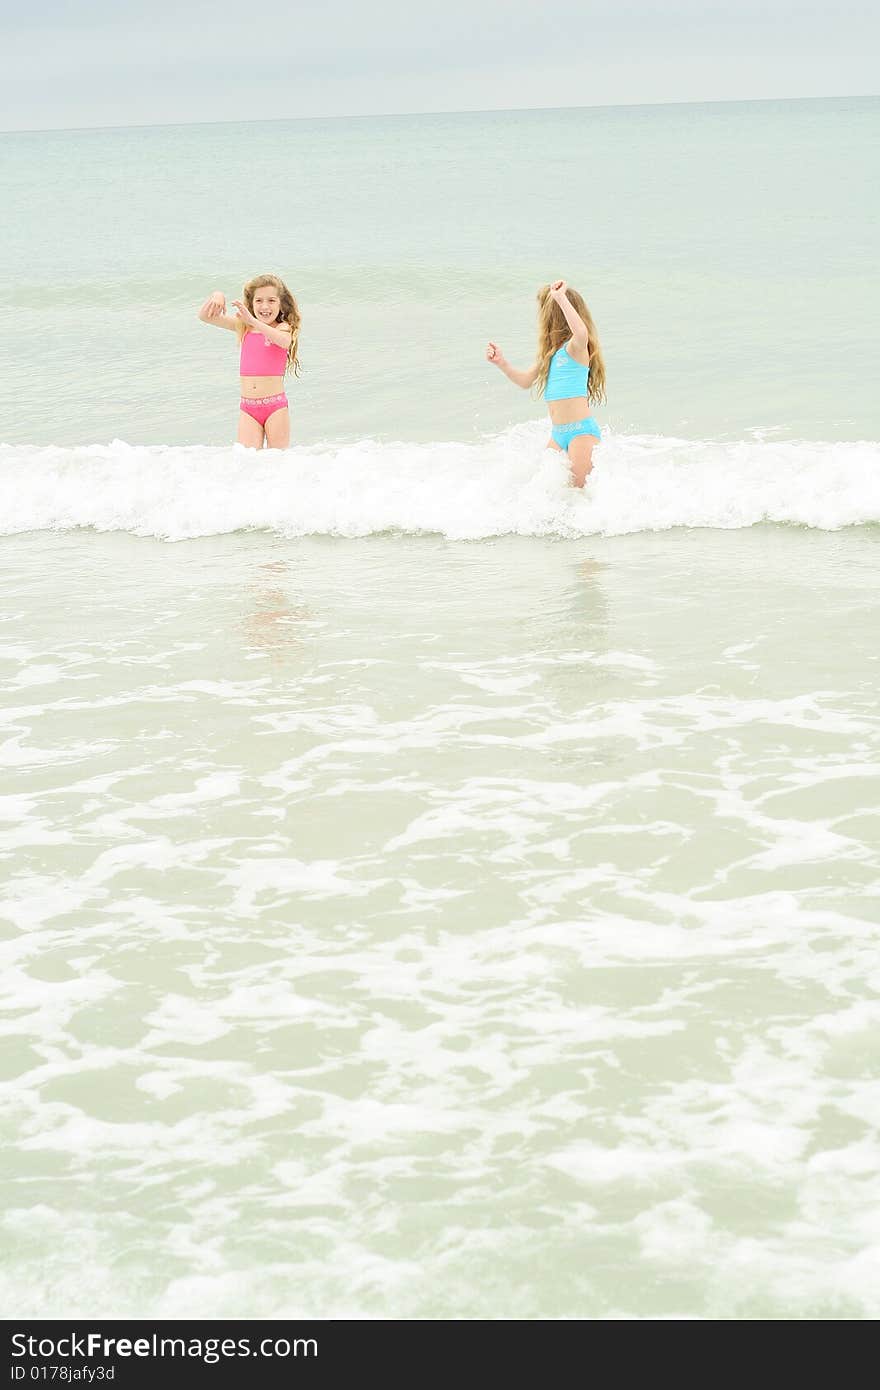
[1,97,878,445]
[1,99,879,1321]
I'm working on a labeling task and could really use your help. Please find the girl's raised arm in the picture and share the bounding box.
[550,280,589,352]
[486,341,539,389]
[197,291,239,332]
[231,298,292,350]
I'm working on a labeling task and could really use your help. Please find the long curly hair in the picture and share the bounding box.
[237,273,302,377]
[534,284,606,405]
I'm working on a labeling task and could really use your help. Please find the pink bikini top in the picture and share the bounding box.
[240,330,288,376]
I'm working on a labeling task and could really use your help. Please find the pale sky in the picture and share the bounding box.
[1,0,877,131]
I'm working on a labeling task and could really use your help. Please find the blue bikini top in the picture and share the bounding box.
[545,342,589,401]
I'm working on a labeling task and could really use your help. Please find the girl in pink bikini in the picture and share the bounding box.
[198,274,301,447]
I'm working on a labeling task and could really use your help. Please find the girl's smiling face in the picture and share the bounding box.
[251,287,281,323]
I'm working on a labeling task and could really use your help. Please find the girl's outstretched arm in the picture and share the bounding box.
[486,341,538,389]
[198,291,239,332]
[550,281,589,351]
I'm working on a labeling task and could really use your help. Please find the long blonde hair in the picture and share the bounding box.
[534,284,606,405]
[236,274,302,377]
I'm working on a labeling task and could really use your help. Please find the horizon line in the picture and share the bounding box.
[1,90,877,138]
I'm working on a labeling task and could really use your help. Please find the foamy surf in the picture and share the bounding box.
[1,424,878,542]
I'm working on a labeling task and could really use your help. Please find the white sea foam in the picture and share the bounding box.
[1,425,878,541]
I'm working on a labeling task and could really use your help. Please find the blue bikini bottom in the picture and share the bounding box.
[550,417,601,452]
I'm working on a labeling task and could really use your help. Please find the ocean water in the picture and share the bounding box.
[1,97,879,1321]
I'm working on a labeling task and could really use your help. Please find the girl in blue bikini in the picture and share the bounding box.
[487,280,607,488]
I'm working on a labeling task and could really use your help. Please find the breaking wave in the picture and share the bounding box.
[2,424,878,542]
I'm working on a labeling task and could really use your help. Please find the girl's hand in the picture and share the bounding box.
[232,299,259,328]
[200,292,226,319]
[486,341,506,366]
[550,279,568,300]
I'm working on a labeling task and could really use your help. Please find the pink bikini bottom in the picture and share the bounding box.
[240,394,288,427]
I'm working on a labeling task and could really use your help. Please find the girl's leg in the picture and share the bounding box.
[264,407,290,449]
[238,411,265,448]
[567,434,596,488]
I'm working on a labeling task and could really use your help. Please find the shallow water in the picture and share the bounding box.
[1,97,878,447]
[2,94,878,1320]
[2,528,878,1318]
